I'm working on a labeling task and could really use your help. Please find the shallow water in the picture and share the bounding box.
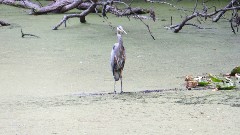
[1,4,239,97]
[1,2,240,134]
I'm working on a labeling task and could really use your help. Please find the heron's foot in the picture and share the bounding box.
[120,91,123,94]
[114,90,116,94]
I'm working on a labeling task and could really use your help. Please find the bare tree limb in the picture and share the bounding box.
[0,0,41,10]
[193,0,198,13]
[148,0,240,33]
[0,0,85,15]
[213,0,238,22]
[52,2,96,30]
[111,0,155,40]
[184,23,213,29]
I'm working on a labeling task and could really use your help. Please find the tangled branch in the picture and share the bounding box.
[52,0,155,39]
[53,2,97,30]
[109,0,155,40]
[148,0,240,33]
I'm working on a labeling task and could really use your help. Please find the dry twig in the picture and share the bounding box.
[21,29,39,38]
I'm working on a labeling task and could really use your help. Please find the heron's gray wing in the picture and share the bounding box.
[110,44,118,75]
[121,46,126,69]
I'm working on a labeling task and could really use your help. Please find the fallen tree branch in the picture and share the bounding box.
[77,1,150,16]
[52,2,96,30]
[185,23,213,29]
[213,0,238,22]
[1,0,155,39]
[1,0,150,15]
[52,14,81,30]
[52,0,155,40]
[0,0,41,10]
[0,0,84,15]
[148,0,240,33]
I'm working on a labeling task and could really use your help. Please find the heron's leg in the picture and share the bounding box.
[120,70,123,94]
[114,81,116,94]
[120,77,123,94]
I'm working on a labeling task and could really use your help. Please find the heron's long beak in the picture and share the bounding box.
[122,29,127,34]
[118,27,127,34]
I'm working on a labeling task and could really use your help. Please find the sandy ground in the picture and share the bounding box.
[1,2,240,135]
[0,90,240,135]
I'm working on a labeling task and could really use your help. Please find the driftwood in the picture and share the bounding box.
[0,20,10,26]
[0,0,149,15]
[0,0,82,15]
[0,0,41,10]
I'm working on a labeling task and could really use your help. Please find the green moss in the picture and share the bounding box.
[198,82,210,86]
[230,66,240,76]
[216,85,236,90]
[209,74,223,82]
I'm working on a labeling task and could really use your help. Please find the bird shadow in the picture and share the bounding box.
[73,88,180,97]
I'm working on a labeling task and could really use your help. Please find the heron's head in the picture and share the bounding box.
[117,25,127,35]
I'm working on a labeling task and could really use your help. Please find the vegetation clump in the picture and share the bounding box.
[185,73,239,91]
[230,66,240,76]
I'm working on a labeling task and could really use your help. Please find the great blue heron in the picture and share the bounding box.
[110,26,127,93]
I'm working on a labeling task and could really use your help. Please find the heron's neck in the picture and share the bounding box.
[117,34,123,47]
